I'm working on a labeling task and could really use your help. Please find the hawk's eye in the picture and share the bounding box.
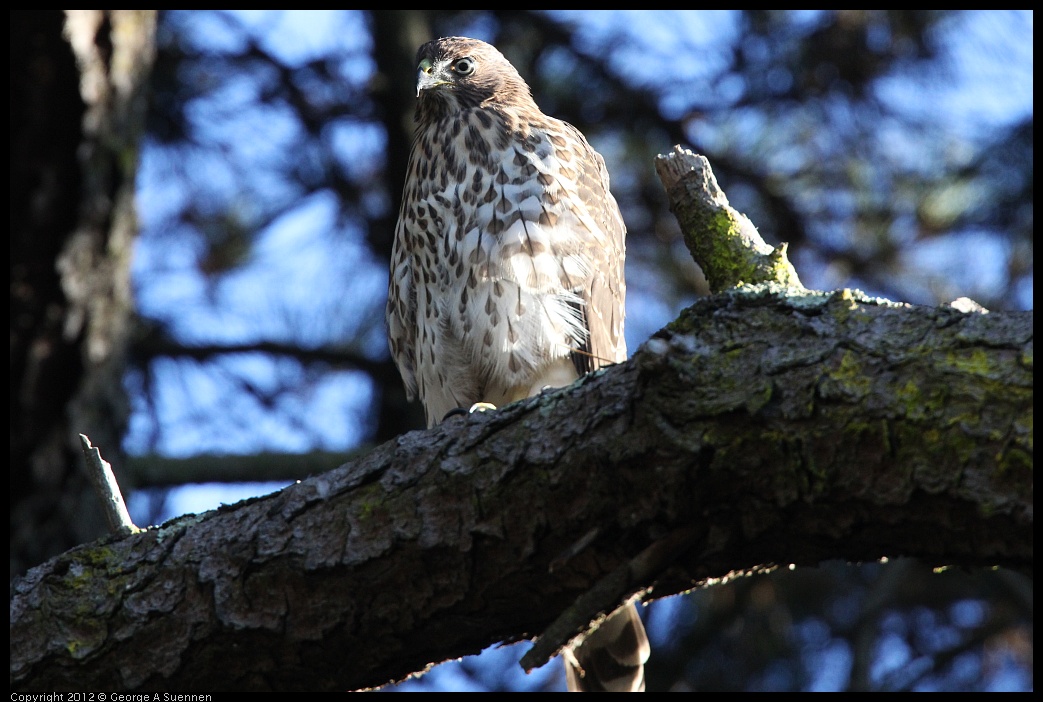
[452,57,476,76]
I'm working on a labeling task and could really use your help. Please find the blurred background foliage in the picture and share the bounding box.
[14,10,1034,691]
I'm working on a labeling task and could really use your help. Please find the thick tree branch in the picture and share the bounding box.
[11,150,1032,692]
[11,285,1032,691]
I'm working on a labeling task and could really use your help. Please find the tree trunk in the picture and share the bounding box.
[10,10,156,577]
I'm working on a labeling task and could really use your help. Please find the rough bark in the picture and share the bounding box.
[10,282,1032,691]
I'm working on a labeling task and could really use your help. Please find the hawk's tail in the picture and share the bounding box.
[563,603,650,692]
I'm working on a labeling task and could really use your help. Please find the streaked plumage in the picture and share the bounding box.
[386,36,643,692]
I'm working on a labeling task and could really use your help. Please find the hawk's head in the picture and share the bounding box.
[413,37,535,119]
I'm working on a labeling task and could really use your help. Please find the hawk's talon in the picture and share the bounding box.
[441,402,497,423]
[442,407,468,421]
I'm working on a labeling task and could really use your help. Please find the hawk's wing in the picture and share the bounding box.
[557,121,627,373]
[386,201,419,402]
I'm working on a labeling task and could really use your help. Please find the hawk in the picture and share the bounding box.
[386,37,646,692]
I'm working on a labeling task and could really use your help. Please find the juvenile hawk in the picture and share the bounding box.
[386,36,645,692]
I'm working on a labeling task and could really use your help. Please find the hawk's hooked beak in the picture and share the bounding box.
[416,58,450,97]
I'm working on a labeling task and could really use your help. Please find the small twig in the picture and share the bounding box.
[79,434,139,536]
[549,526,601,573]
[521,524,699,672]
